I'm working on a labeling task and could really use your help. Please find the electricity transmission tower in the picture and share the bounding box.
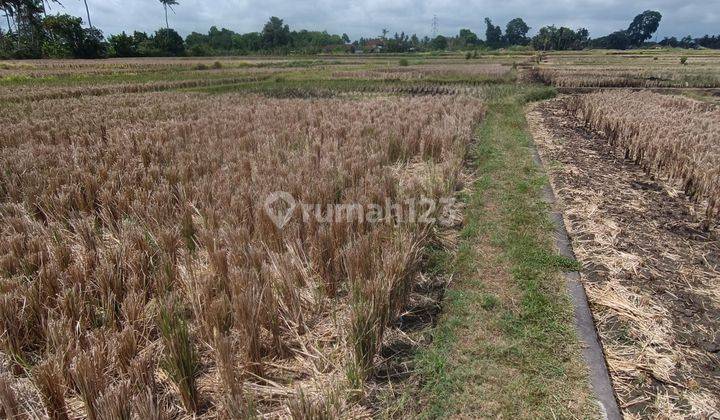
[432,15,438,38]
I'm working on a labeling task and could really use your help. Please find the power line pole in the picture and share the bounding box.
[432,14,438,38]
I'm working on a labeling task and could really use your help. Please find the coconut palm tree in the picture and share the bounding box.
[0,0,15,33]
[158,0,178,30]
[81,0,92,28]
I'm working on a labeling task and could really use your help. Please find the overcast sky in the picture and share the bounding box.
[52,0,719,40]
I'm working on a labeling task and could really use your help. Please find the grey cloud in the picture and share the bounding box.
[55,0,718,40]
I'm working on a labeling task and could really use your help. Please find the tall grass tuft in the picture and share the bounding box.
[157,299,200,413]
[32,358,69,420]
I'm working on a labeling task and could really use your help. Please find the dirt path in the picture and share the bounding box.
[527,99,720,419]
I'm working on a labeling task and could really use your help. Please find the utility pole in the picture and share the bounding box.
[431,15,438,38]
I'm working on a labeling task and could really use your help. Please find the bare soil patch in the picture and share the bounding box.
[527,99,720,419]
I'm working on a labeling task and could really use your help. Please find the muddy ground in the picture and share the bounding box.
[527,98,720,419]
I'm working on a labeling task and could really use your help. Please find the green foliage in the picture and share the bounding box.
[42,14,107,58]
[531,26,588,51]
[680,56,688,65]
[0,31,15,59]
[485,18,503,48]
[505,18,530,46]
[429,35,448,50]
[107,31,148,57]
[184,21,345,55]
[148,28,185,56]
[590,10,661,50]
[660,34,707,49]
[627,10,662,46]
[107,32,133,57]
[459,28,479,46]
[399,58,409,66]
[262,16,290,49]
[591,30,631,50]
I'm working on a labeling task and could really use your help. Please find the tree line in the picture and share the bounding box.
[1,2,719,59]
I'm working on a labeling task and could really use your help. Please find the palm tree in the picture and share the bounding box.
[82,0,92,28]
[0,0,14,33]
[158,0,178,30]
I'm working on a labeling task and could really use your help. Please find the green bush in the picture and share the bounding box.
[680,56,688,65]
[399,58,409,66]
[465,51,472,60]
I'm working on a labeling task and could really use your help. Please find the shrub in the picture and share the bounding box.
[680,56,688,65]
[399,58,409,66]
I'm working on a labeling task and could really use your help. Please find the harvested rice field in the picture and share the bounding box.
[1,51,719,419]
[528,93,720,418]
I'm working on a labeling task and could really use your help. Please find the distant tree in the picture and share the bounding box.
[385,31,411,52]
[342,33,350,43]
[108,31,136,56]
[531,25,588,51]
[484,18,503,48]
[458,28,479,46]
[679,35,697,49]
[658,36,678,48]
[505,18,529,45]
[626,10,661,46]
[594,30,632,49]
[42,13,106,58]
[151,27,184,56]
[289,29,344,53]
[429,34,447,50]
[695,34,720,49]
[8,0,61,57]
[158,0,179,30]
[262,16,290,49]
[237,31,262,51]
[410,33,419,48]
[207,26,235,50]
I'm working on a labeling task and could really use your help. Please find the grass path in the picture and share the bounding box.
[411,88,599,418]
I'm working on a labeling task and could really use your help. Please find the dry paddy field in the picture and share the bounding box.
[528,91,720,418]
[0,82,485,417]
[1,51,718,419]
[0,56,509,418]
